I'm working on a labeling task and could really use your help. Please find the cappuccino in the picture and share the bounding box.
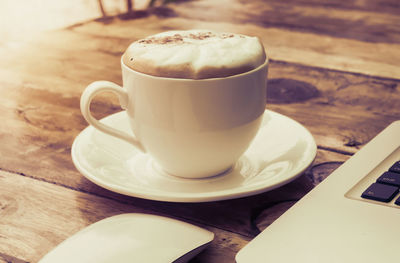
[122,30,266,79]
[81,30,268,178]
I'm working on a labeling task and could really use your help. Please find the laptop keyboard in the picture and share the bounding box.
[361,161,400,204]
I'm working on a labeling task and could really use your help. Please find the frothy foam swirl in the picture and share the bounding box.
[122,30,267,79]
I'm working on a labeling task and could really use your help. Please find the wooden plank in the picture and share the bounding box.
[249,0,400,15]
[0,253,27,263]
[65,2,400,79]
[5,0,398,78]
[267,61,400,154]
[0,170,249,263]
[171,0,400,43]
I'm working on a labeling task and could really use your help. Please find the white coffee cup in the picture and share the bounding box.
[81,59,268,178]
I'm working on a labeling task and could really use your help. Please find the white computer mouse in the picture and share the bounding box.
[39,213,214,263]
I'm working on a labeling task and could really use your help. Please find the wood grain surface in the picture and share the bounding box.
[70,0,400,79]
[1,0,399,262]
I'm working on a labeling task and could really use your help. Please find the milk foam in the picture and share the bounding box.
[123,30,266,79]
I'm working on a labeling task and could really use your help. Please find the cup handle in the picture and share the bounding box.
[80,80,145,152]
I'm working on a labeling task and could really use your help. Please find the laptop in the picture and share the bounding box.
[236,120,400,263]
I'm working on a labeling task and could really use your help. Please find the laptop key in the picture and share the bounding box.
[361,183,399,202]
[377,171,400,187]
[395,196,400,206]
[389,161,400,174]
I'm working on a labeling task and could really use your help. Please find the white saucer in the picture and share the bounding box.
[71,110,317,202]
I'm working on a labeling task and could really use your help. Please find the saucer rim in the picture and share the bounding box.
[71,110,317,202]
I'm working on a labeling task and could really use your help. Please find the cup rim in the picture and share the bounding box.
[120,56,269,82]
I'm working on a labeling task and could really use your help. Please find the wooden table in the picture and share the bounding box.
[1,0,399,262]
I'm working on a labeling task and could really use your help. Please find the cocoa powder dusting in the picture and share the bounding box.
[221,33,235,39]
[136,31,237,45]
[188,32,215,40]
[138,34,184,45]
